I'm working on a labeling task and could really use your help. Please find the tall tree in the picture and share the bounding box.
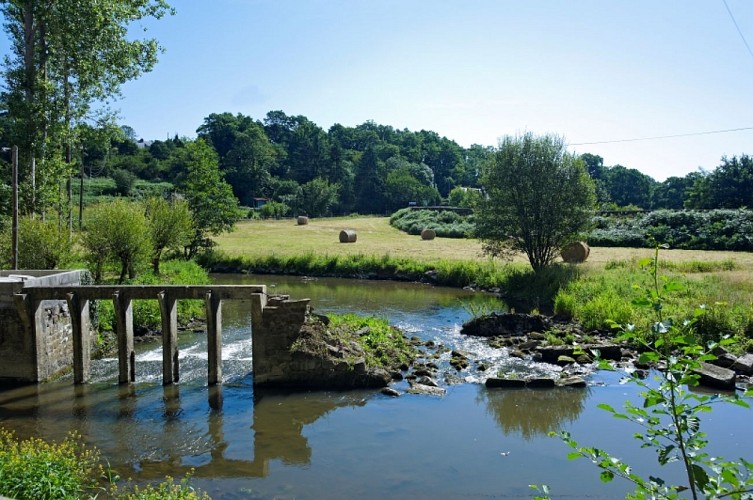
[685,155,753,209]
[1,0,173,216]
[178,139,239,256]
[476,133,596,271]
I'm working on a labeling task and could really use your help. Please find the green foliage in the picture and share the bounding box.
[540,247,753,499]
[389,208,475,238]
[258,200,290,218]
[109,473,210,500]
[327,313,414,368]
[80,199,152,283]
[178,140,240,256]
[447,186,482,209]
[0,217,75,269]
[95,259,210,334]
[476,132,596,271]
[144,196,193,274]
[590,209,753,251]
[112,168,138,196]
[0,429,102,500]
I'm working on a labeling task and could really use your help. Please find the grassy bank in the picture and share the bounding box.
[209,217,753,352]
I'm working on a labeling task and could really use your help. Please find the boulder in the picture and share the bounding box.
[557,376,587,388]
[526,378,556,388]
[407,382,446,396]
[731,353,753,375]
[485,378,526,389]
[693,362,736,390]
[461,313,551,337]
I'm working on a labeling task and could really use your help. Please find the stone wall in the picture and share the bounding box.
[0,270,86,383]
[252,295,312,387]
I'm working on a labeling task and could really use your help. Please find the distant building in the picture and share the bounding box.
[252,198,268,209]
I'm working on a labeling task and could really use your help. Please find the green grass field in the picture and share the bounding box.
[214,216,753,270]
[212,216,753,350]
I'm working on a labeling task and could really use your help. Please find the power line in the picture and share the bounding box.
[569,126,753,146]
[722,0,753,63]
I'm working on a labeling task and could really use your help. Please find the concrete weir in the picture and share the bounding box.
[1,270,309,387]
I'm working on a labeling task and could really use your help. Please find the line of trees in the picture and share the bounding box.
[7,108,749,224]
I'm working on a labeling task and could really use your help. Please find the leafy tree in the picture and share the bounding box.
[602,164,656,209]
[293,177,340,217]
[447,186,482,208]
[354,146,386,214]
[178,139,239,256]
[144,196,193,275]
[651,174,699,209]
[0,0,173,216]
[476,133,596,271]
[686,155,753,209]
[384,166,441,211]
[81,199,151,283]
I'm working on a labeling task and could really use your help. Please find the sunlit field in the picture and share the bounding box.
[213,216,753,272]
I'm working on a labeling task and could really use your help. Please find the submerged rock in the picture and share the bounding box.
[461,313,551,337]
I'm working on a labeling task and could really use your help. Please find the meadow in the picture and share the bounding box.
[211,216,753,351]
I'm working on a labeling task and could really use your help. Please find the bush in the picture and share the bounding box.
[0,217,76,269]
[389,208,475,238]
[111,169,138,196]
[0,429,102,500]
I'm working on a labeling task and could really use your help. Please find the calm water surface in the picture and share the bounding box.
[0,275,750,499]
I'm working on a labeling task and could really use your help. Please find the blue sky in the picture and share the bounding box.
[5,1,753,181]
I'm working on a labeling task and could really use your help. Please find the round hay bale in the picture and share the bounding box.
[561,241,590,263]
[297,216,309,225]
[339,229,357,243]
[420,228,436,240]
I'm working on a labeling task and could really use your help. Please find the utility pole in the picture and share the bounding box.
[12,146,19,270]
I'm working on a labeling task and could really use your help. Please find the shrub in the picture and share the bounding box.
[0,429,102,500]
[0,217,75,269]
[389,208,474,238]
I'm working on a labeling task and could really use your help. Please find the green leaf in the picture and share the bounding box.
[567,452,581,460]
[691,464,709,489]
[597,403,616,413]
[599,470,614,483]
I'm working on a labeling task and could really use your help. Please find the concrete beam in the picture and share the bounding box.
[113,292,135,384]
[66,292,91,384]
[158,291,179,385]
[205,292,223,386]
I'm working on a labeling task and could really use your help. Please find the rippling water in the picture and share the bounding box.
[0,275,750,499]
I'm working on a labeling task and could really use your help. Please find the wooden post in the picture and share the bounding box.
[113,291,135,384]
[205,291,223,385]
[158,290,178,385]
[11,146,18,270]
[66,292,91,384]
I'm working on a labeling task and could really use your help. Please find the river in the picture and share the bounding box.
[0,274,750,499]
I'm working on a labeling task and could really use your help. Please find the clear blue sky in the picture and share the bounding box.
[6,1,753,181]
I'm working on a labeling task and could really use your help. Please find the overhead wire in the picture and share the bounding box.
[569,126,753,146]
[571,1,753,148]
[722,0,753,63]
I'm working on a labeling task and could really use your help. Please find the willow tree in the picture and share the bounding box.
[0,0,173,218]
[475,133,596,272]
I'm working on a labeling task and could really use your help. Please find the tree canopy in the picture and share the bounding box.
[477,133,596,271]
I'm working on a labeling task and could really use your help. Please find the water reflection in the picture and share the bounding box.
[134,389,368,480]
[481,387,588,440]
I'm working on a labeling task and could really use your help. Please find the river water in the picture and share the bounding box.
[0,275,750,499]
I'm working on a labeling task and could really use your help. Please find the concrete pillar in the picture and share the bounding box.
[158,291,179,385]
[113,291,135,384]
[205,291,223,386]
[66,292,90,384]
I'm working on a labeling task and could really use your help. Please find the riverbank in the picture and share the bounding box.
[207,217,753,355]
